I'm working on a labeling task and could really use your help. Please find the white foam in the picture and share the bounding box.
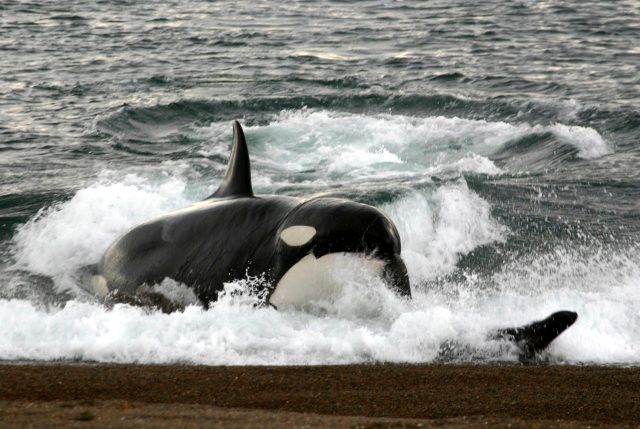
[11,173,190,291]
[487,247,640,363]
[384,183,508,283]
[200,110,510,181]
[0,110,628,365]
[429,154,503,176]
[198,111,609,187]
[546,123,612,159]
[2,174,639,364]
[0,245,637,365]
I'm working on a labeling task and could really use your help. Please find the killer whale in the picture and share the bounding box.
[94,120,577,359]
[95,121,411,308]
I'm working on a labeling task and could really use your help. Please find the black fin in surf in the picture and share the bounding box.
[490,310,578,362]
[209,121,253,199]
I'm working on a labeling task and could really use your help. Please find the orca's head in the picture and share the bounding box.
[267,197,411,308]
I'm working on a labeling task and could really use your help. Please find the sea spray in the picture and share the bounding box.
[0,111,632,365]
[2,166,638,364]
[0,244,637,365]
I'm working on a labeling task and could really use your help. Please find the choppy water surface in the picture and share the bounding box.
[1,1,639,365]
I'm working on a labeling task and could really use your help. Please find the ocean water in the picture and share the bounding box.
[1,1,639,365]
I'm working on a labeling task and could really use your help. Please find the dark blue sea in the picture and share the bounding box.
[0,1,639,364]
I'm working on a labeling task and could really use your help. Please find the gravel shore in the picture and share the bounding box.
[1,364,638,428]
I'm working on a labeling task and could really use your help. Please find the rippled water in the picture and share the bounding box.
[1,1,639,365]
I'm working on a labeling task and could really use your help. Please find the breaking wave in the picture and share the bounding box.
[0,109,632,366]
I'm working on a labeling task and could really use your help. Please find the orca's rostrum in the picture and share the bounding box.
[94,121,577,359]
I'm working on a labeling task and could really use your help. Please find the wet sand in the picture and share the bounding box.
[0,364,638,428]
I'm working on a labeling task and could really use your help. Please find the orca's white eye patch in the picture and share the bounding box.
[280,225,317,246]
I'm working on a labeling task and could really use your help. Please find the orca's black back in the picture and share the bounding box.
[99,195,299,302]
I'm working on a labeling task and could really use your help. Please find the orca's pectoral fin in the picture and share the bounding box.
[489,311,578,362]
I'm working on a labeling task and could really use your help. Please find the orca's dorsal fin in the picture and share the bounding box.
[209,121,253,199]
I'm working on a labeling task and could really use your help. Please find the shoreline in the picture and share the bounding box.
[1,363,639,427]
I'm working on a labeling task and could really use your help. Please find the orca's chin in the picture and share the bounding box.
[268,252,410,310]
[382,253,411,298]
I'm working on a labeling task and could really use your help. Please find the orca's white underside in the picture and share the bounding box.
[269,252,385,309]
